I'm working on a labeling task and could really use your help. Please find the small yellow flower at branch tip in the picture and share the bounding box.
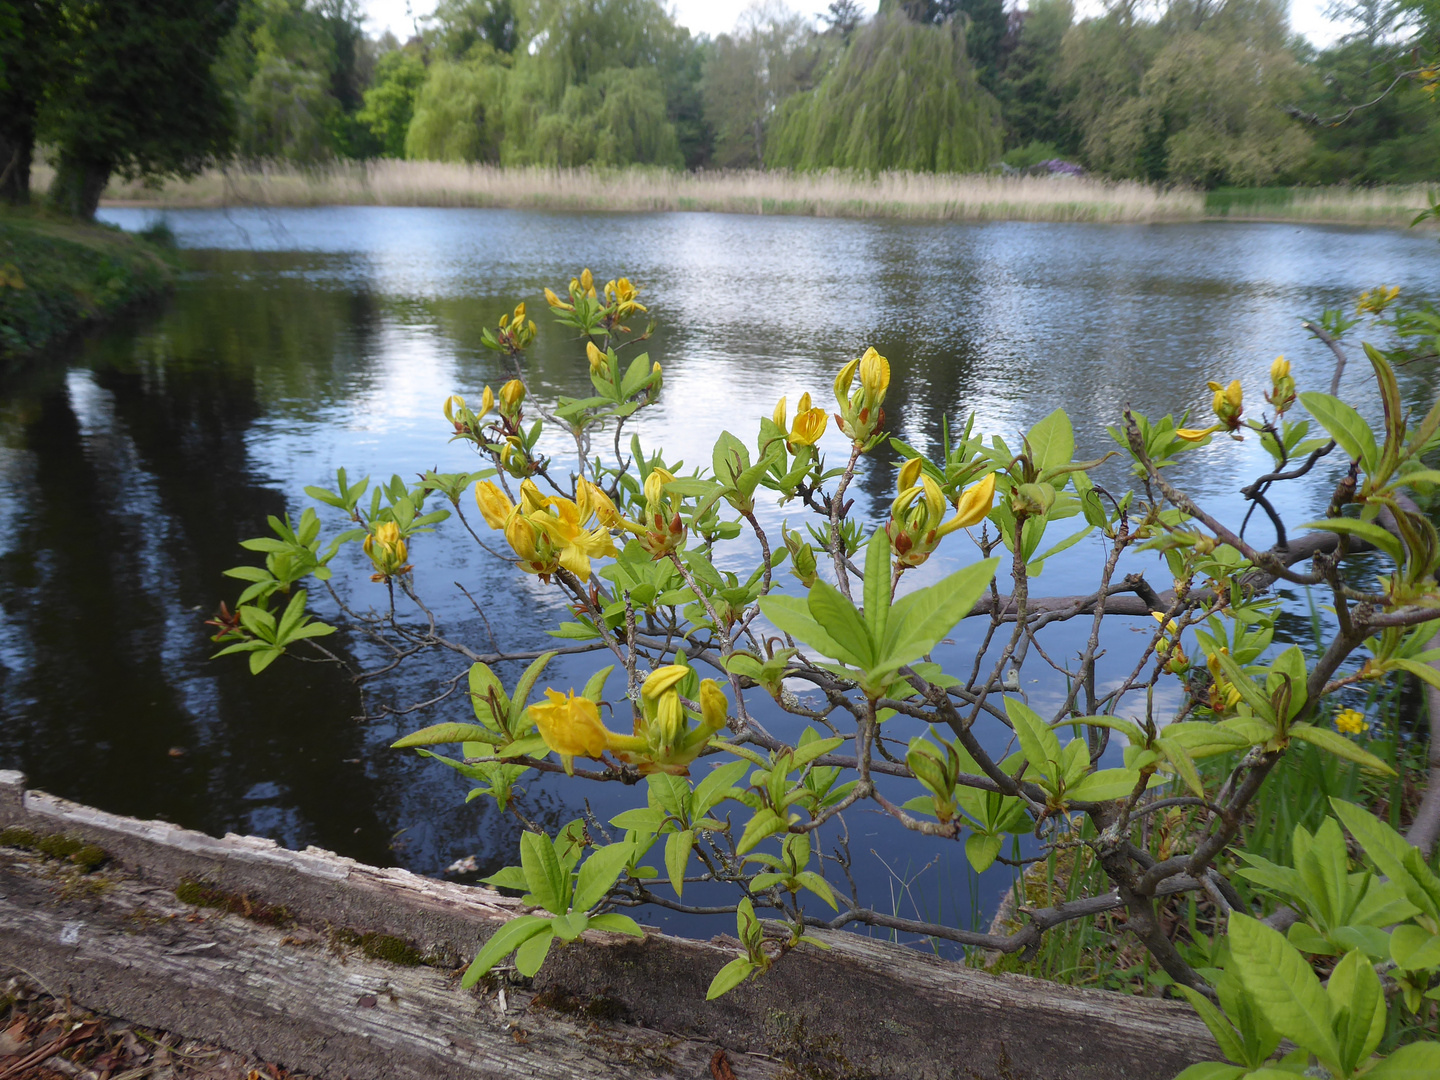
[1175,425,1220,442]
[699,679,729,735]
[1270,356,1290,381]
[859,347,890,398]
[952,472,996,530]
[1207,379,1243,431]
[499,378,525,414]
[528,689,612,776]
[1335,708,1368,735]
[363,520,410,580]
[1357,286,1400,315]
[789,392,828,447]
[587,340,608,376]
[544,286,571,311]
[480,385,496,417]
[1267,355,1296,413]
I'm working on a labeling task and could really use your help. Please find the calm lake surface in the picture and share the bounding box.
[3,206,1438,944]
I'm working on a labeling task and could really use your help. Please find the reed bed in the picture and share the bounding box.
[34,160,1434,227]
[73,160,1203,224]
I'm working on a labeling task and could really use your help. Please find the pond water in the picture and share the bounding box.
[2,206,1437,947]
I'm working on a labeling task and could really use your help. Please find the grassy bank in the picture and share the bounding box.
[43,161,1435,227]
[65,161,1203,224]
[1205,184,1437,226]
[0,209,176,360]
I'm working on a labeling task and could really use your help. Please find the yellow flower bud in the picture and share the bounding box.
[519,478,549,515]
[544,286,569,309]
[642,664,690,701]
[480,385,495,418]
[579,268,594,296]
[698,679,729,735]
[654,691,685,753]
[587,341,610,378]
[513,302,525,323]
[1270,356,1290,382]
[773,396,787,430]
[499,378,525,413]
[951,473,996,529]
[897,457,923,493]
[474,481,516,529]
[643,467,674,509]
[859,347,890,399]
[833,358,859,409]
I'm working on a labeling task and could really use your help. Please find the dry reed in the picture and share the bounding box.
[31,160,1435,227]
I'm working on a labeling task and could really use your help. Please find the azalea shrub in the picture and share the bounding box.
[215,260,1440,1077]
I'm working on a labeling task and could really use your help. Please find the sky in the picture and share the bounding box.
[362,0,1350,51]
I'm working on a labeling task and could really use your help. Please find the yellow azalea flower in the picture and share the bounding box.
[570,269,596,299]
[773,396,787,430]
[888,466,994,569]
[1267,355,1296,413]
[443,394,466,425]
[1335,708,1368,735]
[952,472,996,530]
[834,348,890,447]
[518,478,551,515]
[1357,286,1400,315]
[474,481,515,529]
[1207,379,1243,430]
[499,378,525,416]
[528,689,612,776]
[530,495,617,579]
[788,392,828,446]
[363,520,410,580]
[504,513,557,577]
[544,286,572,311]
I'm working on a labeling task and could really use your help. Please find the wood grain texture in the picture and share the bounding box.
[0,771,1221,1079]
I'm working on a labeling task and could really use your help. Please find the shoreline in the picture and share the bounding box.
[58,161,1435,229]
[0,209,177,361]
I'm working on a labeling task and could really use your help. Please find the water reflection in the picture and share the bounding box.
[1,207,1437,947]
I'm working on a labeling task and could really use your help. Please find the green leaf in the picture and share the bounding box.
[609,807,666,833]
[1331,798,1440,922]
[508,652,557,729]
[1299,392,1378,472]
[1302,519,1405,565]
[1389,924,1440,971]
[863,529,891,646]
[1326,949,1385,1073]
[665,830,694,898]
[461,915,551,987]
[790,734,844,769]
[1211,651,1276,724]
[391,723,501,749]
[549,911,589,942]
[514,927,555,976]
[796,870,838,910]
[1155,737,1205,798]
[1168,1066,1246,1080]
[572,842,633,912]
[758,594,857,667]
[482,865,529,891]
[1174,985,1249,1069]
[1362,1041,1440,1078]
[520,832,569,915]
[582,665,614,704]
[965,832,1002,873]
[706,956,755,1000]
[1067,768,1144,802]
[1226,912,1338,1071]
[587,912,643,936]
[737,808,787,855]
[1289,725,1396,776]
[807,581,875,668]
[694,760,750,816]
[1006,697,1061,783]
[880,558,999,670]
[1027,408,1075,472]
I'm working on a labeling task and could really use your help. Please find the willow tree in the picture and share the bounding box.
[767,13,1002,172]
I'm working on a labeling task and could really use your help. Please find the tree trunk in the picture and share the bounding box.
[0,127,33,205]
[48,151,112,219]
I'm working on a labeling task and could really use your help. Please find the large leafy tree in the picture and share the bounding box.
[44,0,240,219]
[0,1,61,205]
[768,13,1003,172]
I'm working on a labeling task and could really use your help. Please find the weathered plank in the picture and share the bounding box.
[0,770,1221,1079]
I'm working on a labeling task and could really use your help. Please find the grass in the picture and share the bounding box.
[31,161,1435,227]
[39,160,1203,224]
[0,206,177,359]
[1205,184,1437,226]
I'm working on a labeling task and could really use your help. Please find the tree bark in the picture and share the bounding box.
[48,151,112,220]
[0,127,33,205]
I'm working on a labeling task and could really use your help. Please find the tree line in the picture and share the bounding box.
[1,0,1437,219]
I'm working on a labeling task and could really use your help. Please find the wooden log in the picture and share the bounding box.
[0,770,1220,1079]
